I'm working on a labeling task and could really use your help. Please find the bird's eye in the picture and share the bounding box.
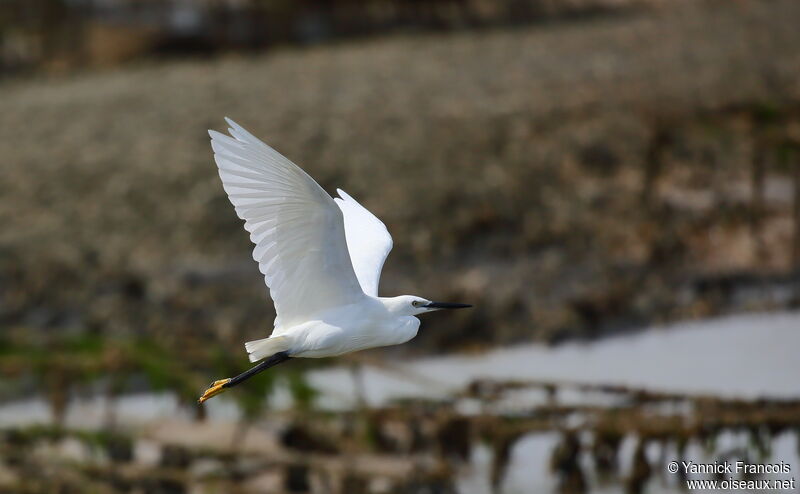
[412,300,422,307]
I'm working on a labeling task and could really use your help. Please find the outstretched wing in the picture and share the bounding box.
[334,189,393,296]
[210,118,364,329]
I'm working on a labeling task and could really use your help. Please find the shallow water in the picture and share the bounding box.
[309,311,800,409]
[2,311,799,493]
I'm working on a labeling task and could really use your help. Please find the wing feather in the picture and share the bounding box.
[210,118,365,329]
[334,189,393,296]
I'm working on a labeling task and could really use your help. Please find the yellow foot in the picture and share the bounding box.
[198,378,231,404]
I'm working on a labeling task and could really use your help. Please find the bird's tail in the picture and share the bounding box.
[245,335,291,363]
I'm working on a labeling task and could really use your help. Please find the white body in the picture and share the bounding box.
[209,119,441,362]
[275,297,420,358]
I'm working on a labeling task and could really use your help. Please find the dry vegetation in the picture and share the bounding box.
[1,0,800,360]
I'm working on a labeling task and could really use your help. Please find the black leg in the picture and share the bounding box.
[199,351,292,403]
[224,351,292,388]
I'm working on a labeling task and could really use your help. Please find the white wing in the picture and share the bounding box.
[209,118,364,329]
[334,189,393,296]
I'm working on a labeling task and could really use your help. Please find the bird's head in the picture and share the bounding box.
[384,295,472,316]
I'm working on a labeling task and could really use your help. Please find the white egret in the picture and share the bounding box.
[198,119,470,403]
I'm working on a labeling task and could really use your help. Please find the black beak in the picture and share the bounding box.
[424,302,472,310]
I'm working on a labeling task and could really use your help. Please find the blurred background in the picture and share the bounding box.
[1,0,800,493]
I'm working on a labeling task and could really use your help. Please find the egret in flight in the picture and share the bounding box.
[198,119,471,403]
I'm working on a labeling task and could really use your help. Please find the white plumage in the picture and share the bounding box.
[210,120,363,331]
[207,118,469,365]
[334,188,393,297]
